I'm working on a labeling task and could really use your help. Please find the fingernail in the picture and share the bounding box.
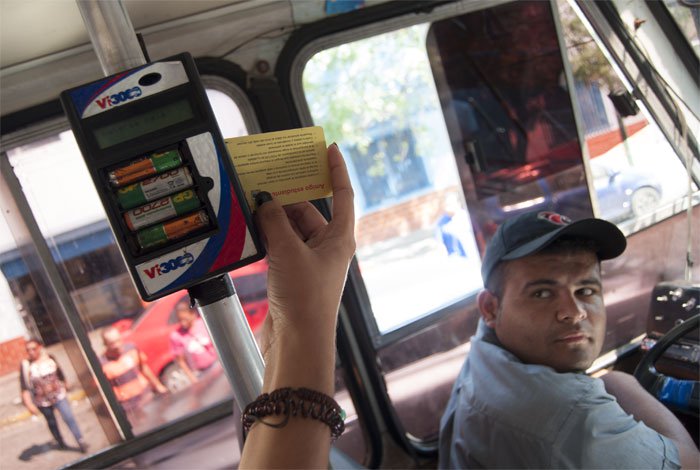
[330,142,338,149]
[255,191,272,208]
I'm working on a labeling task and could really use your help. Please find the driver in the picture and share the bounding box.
[439,211,699,469]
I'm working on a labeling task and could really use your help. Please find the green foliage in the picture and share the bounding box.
[302,24,437,163]
[558,0,622,90]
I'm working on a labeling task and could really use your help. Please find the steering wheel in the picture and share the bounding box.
[634,314,699,417]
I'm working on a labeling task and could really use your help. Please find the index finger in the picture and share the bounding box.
[327,144,354,231]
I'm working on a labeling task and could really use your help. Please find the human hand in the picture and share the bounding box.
[155,383,168,394]
[254,143,355,392]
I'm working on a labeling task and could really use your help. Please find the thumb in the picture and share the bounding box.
[254,191,299,252]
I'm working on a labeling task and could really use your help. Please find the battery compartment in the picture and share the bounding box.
[103,141,218,259]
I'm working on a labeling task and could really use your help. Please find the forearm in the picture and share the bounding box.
[602,371,698,467]
[175,356,197,383]
[142,366,164,390]
[240,312,337,469]
[263,318,336,394]
[21,390,36,411]
[602,372,691,442]
[240,145,354,469]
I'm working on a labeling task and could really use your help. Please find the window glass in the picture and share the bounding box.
[558,0,696,234]
[303,13,485,444]
[206,89,248,138]
[662,0,700,57]
[7,130,240,437]
[304,24,482,336]
[427,1,595,243]
[0,207,111,469]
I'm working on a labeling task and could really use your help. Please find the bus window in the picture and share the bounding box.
[0,83,258,462]
[304,24,482,337]
[557,0,697,235]
[0,206,111,468]
[300,0,698,445]
[426,0,595,246]
[205,88,249,139]
[301,0,599,442]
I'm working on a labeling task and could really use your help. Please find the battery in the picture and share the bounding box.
[124,189,200,231]
[117,167,193,209]
[108,149,183,187]
[136,210,210,250]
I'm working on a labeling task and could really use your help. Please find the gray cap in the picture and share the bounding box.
[481,211,626,286]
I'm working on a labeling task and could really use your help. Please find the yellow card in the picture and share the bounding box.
[225,126,332,209]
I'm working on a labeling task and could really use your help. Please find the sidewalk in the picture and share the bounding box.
[0,367,109,470]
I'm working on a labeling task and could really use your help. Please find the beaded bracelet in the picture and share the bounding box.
[242,387,346,440]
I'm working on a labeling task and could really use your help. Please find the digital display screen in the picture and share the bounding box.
[93,99,195,149]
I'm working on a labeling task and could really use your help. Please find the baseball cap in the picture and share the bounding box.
[481,211,626,286]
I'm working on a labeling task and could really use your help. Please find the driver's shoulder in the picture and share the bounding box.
[466,339,601,422]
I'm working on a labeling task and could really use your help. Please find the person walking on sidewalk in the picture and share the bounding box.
[19,338,88,453]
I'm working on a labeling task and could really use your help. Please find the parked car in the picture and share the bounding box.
[112,259,269,392]
[590,161,662,221]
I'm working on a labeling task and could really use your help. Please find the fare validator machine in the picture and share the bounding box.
[61,53,266,405]
[61,52,263,300]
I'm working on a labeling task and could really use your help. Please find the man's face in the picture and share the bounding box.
[482,250,606,372]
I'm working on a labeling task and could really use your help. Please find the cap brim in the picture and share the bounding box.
[502,218,626,262]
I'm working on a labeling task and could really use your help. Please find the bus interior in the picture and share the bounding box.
[0,0,698,468]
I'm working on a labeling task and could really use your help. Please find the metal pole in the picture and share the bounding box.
[188,276,265,410]
[76,0,146,75]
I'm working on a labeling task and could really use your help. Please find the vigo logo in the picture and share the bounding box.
[143,252,194,279]
[95,86,142,109]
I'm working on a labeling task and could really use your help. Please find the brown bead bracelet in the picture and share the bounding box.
[242,387,346,440]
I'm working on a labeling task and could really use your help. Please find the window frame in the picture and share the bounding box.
[284,0,595,348]
[277,0,700,457]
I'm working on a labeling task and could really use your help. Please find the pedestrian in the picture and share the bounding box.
[100,326,167,422]
[170,300,218,384]
[19,338,88,453]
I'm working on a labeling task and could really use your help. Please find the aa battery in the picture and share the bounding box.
[124,189,200,231]
[109,149,183,187]
[117,167,193,209]
[136,210,210,250]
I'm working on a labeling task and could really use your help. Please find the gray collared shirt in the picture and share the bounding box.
[439,320,681,469]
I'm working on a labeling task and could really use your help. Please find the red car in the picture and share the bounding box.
[113,260,269,391]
